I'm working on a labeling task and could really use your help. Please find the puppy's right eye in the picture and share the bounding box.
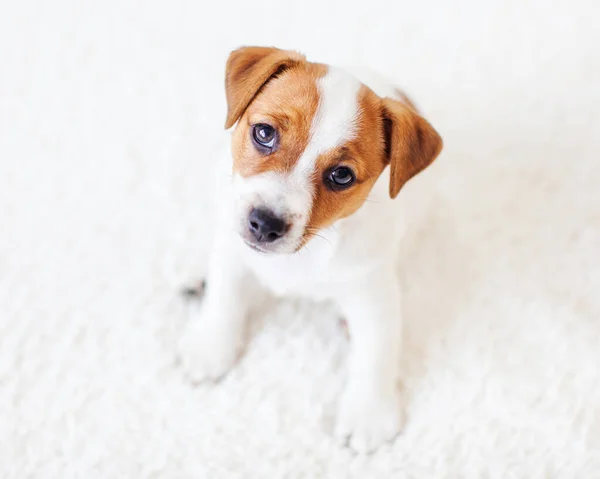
[252,124,277,151]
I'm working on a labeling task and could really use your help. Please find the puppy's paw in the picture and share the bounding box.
[335,384,404,454]
[177,318,242,384]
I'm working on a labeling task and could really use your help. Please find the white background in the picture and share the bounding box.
[1,0,599,477]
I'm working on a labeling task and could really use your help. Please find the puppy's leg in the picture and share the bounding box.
[334,268,404,453]
[178,233,250,383]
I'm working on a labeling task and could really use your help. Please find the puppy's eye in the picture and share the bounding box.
[326,166,356,190]
[252,124,277,150]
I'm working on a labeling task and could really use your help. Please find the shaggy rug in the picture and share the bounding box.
[1,0,599,477]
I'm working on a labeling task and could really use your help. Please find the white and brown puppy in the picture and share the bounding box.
[179,46,443,452]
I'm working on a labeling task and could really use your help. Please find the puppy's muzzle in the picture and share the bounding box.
[247,208,289,243]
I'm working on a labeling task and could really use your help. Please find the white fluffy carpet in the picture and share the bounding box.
[1,1,599,477]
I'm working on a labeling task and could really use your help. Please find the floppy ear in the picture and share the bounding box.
[381,97,443,198]
[224,46,305,129]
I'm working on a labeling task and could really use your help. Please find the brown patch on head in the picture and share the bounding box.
[304,86,388,238]
[230,61,326,177]
[303,86,442,245]
[224,46,306,129]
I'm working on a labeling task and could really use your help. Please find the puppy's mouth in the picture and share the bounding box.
[242,234,317,255]
[242,239,270,254]
[241,235,305,255]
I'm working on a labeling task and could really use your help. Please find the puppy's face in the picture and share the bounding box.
[224,47,442,254]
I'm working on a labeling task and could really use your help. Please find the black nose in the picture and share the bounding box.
[248,208,287,243]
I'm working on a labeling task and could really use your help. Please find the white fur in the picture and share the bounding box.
[180,68,406,452]
[232,171,312,253]
[298,67,362,164]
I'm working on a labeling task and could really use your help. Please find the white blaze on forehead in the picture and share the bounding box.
[293,67,362,179]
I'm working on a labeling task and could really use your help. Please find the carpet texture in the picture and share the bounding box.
[1,1,599,477]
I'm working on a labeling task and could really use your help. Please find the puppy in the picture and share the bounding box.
[179,46,443,453]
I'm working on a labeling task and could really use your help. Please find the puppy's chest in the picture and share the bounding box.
[241,242,341,300]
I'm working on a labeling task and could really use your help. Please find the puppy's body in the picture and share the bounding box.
[179,48,442,453]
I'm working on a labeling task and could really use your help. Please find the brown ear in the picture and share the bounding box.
[224,46,305,129]
[382,97,443,198]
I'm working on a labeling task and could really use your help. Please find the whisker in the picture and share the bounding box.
[312,233,332,246]
[303,228,333,247]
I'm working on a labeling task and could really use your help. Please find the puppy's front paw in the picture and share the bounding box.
[335,384,404,454]
[177,318,243,384]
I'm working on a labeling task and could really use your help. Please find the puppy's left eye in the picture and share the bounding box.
[252,124,277,150]
[326,166,356,190]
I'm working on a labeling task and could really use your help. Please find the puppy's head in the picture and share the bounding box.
[225,46,442,254]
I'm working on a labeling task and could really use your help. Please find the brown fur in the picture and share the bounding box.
[230,61,326,177]
[224,46,307,129]
[305,86,388,235]
[382,99,443,198]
